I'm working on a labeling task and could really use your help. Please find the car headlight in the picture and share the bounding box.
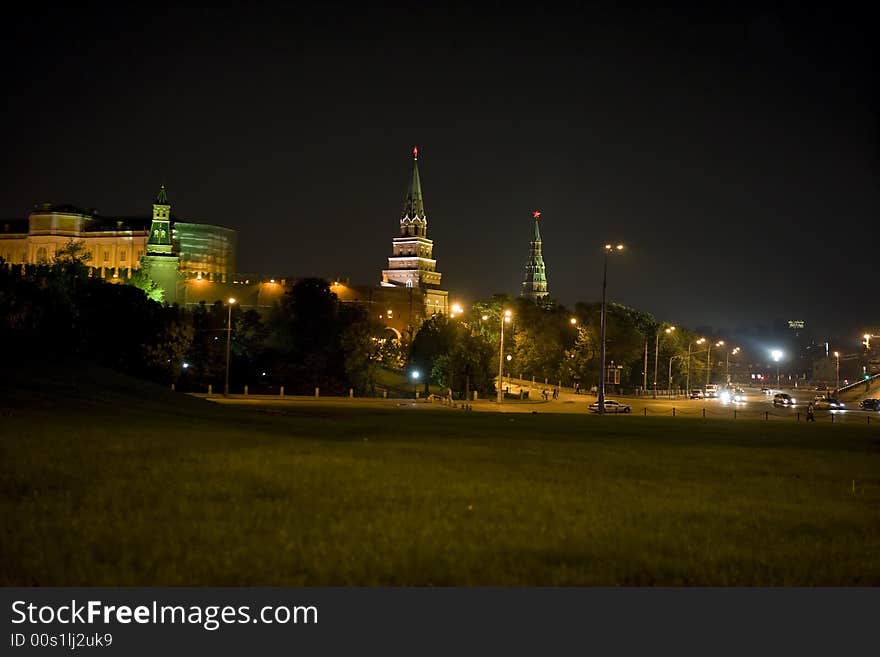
[791,399,796,404]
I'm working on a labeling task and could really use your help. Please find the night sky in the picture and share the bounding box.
[3,1,877,339]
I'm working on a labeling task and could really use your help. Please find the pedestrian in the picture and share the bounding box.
[552,387,558,400]
[806,402,815,422]
[542,389,548,401]
[574,382,580,395]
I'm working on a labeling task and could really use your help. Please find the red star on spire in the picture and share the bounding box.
[413,146,418,159]
[533,210,541,219]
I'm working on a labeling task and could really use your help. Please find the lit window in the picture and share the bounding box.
[119,249,127,261]
[103,251,110,262]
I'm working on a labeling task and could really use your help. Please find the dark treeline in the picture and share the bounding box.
[2,240,725,398]
[0,242,387,395]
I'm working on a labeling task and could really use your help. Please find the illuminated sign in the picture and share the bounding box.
[788,320,805,329]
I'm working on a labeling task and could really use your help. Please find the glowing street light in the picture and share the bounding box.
[771,349,783,389]
[707,340,723,387]
[497,310,512,404]
[726,346,740,384]
[224,297,237,396]
[570,317,578,326]
[833,351,840,393]
[653,325,675,398]
[598,243,625,414]
[411,370,420,399]
[687,337,705,394]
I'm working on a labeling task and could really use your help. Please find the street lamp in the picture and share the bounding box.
[497,310,512,404]
[411,370,420,399]
[833,351,840,393]
[224,297,236,396]
[598,243,624,414]
[771,349,783,389]
[668,354,685,393]
[725,346,740,384]
[687,338,705,393]
[708,340,723,387]
[653,325,675,398]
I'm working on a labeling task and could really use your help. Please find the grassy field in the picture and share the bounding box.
[1,360,879,586]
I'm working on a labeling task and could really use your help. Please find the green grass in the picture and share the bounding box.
[1,360,879,585]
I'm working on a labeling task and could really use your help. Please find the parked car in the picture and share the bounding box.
[773,393,797,407]
[690,389,704,399]
[858,399,880,411]
[814,397,844,410]
[588,399,632,413]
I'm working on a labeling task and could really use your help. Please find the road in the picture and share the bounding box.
[198,382,879,424]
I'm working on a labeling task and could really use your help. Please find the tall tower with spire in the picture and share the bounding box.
[382,148,448,316]
[521,210,549,302]
[141,185,181,303]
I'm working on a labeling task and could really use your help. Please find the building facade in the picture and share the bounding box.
[0,187,235,286]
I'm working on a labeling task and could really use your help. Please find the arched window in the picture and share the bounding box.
[119,248,127,261]
[405,279,413,288]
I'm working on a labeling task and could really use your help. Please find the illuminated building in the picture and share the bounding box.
[521,210,549,302]
[0,186,235,290]
[381,147,449,317]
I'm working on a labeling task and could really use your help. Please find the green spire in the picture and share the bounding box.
[402,146,425,219]
[522,210,549,301]
[156,184,169,205]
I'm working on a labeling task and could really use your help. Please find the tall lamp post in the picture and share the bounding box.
[668,354,685,393]
[653,325,675,398]
[224,297,237,396]
[411,370,420,399]
[833,351,840,393]
[687,338,704,394]
[771,349,783,389]
[497,309,512,404]
[726,347,740,384]
[708,340,723,387]
[598,244,624,414]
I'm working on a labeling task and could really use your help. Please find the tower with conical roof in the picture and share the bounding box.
[141,185,181,303]
[521,210,549,302]
[381,148,448,316]
[147,185,173,255]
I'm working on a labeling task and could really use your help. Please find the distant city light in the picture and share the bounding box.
[182,362,189,369]
[411,370,420,380]
[771,349,783,362]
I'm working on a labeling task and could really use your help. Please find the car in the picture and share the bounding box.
[588,399,632,413]
[704,384,719,398]
[814,397,844,410]
[731,388,747,403]
[761,386,773,395]
[773,393,797,407]
[859,399,880,411]
[816,384,828,391]
[689,389,704,399]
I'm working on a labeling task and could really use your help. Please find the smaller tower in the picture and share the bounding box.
[141,185,181,303]
[521,210,549,302]
[147,185,173,255]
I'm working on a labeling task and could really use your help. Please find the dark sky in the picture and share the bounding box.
[3,1,877,340]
